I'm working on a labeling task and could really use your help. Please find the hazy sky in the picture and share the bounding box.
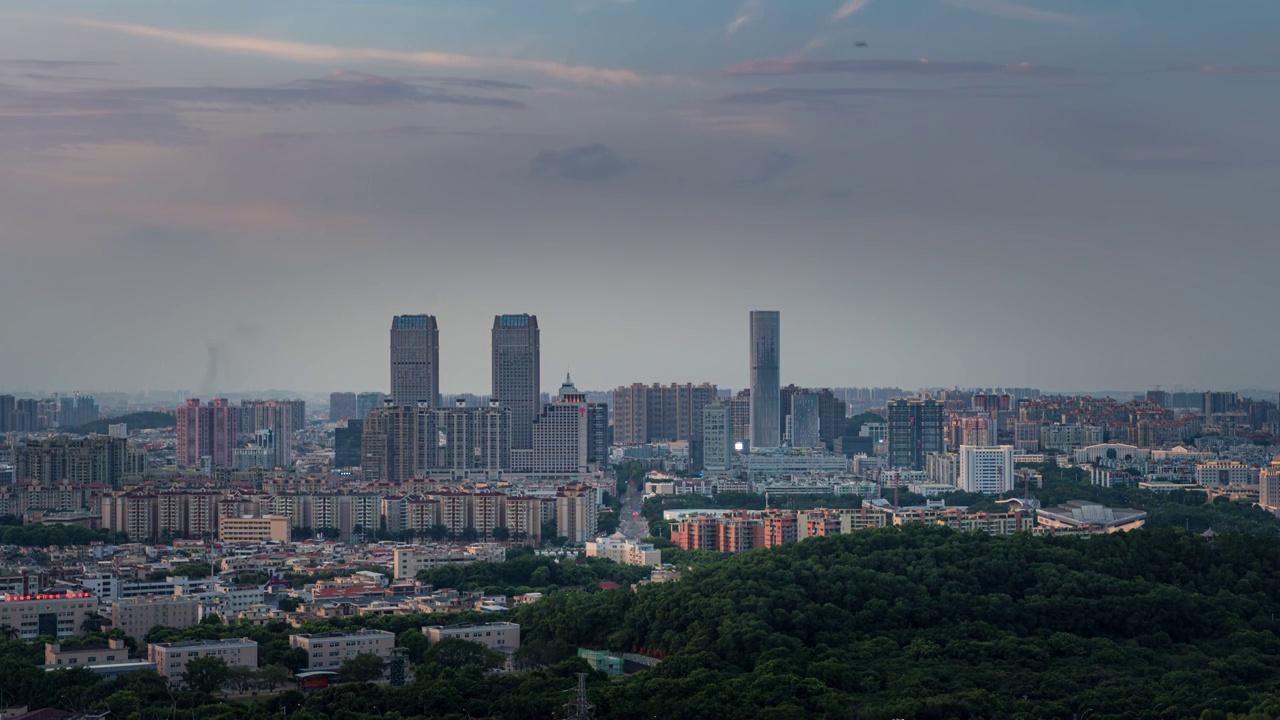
[0,0,1277,396]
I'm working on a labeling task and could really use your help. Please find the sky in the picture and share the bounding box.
[0,0,1277,396]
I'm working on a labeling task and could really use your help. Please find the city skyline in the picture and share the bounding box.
[1,1,1278,393]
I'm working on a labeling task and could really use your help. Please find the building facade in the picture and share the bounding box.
[491,314,540,450]
[289,629,396,671]
[702,403,734,472]
[147,638,258,684]
[612,383,719,446]
[887,398,944,470]
[390,315,440,407]
[959,445,1015,495]
[749,311,781,449]
[329,393,358,422]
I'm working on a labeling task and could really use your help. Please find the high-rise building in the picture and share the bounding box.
[334,420,363,468]
[789,393,821,449]
[749,311,781,449]
[14,436,134,487]
[174,397,236,466]
[356,392,387,420]
[611,383,718,446]
[1261,457,1280,512]
[511,375,606,475]
[0,395,14,433]
[256,401,295,468]
[391,315,440,407]
[730,391,751,445]
[702,403,734,472]
[361,404,418,483]
[492,314,540,450]
[959,445,1014,494]
[431,401,512,474]
[556,483,599,543]
[330,392,358,422]
[887,398,944,470]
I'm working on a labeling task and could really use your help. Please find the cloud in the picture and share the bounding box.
[711,86,949,108]
[725,57,1075,77]
[1036,110,1252,173]
[0,59,114,69]
[75,71,528,110]
[726,0,764,35]
[831,0,873,23]
[531,144,636,182]
[72,18,662,86]
[668,109,793,138]
[940,0,1080,24]
[0,109,204,151]
[1168,64,1279,76]
[745,150,797,185]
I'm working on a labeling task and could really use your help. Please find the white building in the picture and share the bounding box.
[585,533,661,566]
[959,445,1014,495]
[926,452,959,486]
[1261,458,1280,511]
[289,629,396,671]
[1040,424,1103,452]
[742,451,850,477]
[702,404,734,472]
[108,424,129,439]
[1195,461,1252,487]
[424,622,520,653]
[1073,443,1150,464]
[147,638,258,684]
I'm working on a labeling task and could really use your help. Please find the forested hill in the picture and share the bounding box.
[519,525,1280,719]
[66,411,175,434]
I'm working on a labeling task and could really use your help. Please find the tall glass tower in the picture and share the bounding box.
[492,314,540,450]
[749,310,781,449]
[390,315,440,407]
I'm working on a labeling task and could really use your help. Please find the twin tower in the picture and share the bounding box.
[390,314,540,449]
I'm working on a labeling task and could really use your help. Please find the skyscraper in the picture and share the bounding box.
[702,403,734,472]
[887,397,944,470]
[329,392,358,422]
[789,393,821,449]
[749,311,781,449]
[0,395,15,433]
[175,399,238,468]
[491,314,540,450]
[356,392,387,420]
[390,315,440,407]
[612,382,718,446]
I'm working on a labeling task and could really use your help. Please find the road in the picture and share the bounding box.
[618,482,649,540]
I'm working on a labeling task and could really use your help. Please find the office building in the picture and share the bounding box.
[887,398,944,470]
[0,589,98,640]
[110,596,202,640]
[959,445,1015,495]
[334,420,362,468]
[148,638,258,684]
[749,311,781,449]
[176,399,238,468]
[492,314,540,450]
[556,482,598,543]
[45,637,128,668]
[0,395,13,433]
[290,629,396,671]
[1261,458,1280,512]
[218,515,290,544]
[511,376,606,475]
[423,622,520,653]
[356,392,386,420]
[391,315,440,407]
[729,391,752,444]
[702,403,734,472]
[788,393,821,448]
[329,392,358,422]
[612,383,719,446]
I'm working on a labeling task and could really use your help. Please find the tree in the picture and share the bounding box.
[540,519,559,545]
[423,638,504,672]
[256,664,291,691]
[182,656,230,693]
[277,596,302,612]
[227,665,256,692]
[427,524,449,541]
[338,652,385,683]
[491,526,510,541]
[80,613,106,634]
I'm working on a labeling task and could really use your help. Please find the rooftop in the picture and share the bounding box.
[151,638,257,649]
